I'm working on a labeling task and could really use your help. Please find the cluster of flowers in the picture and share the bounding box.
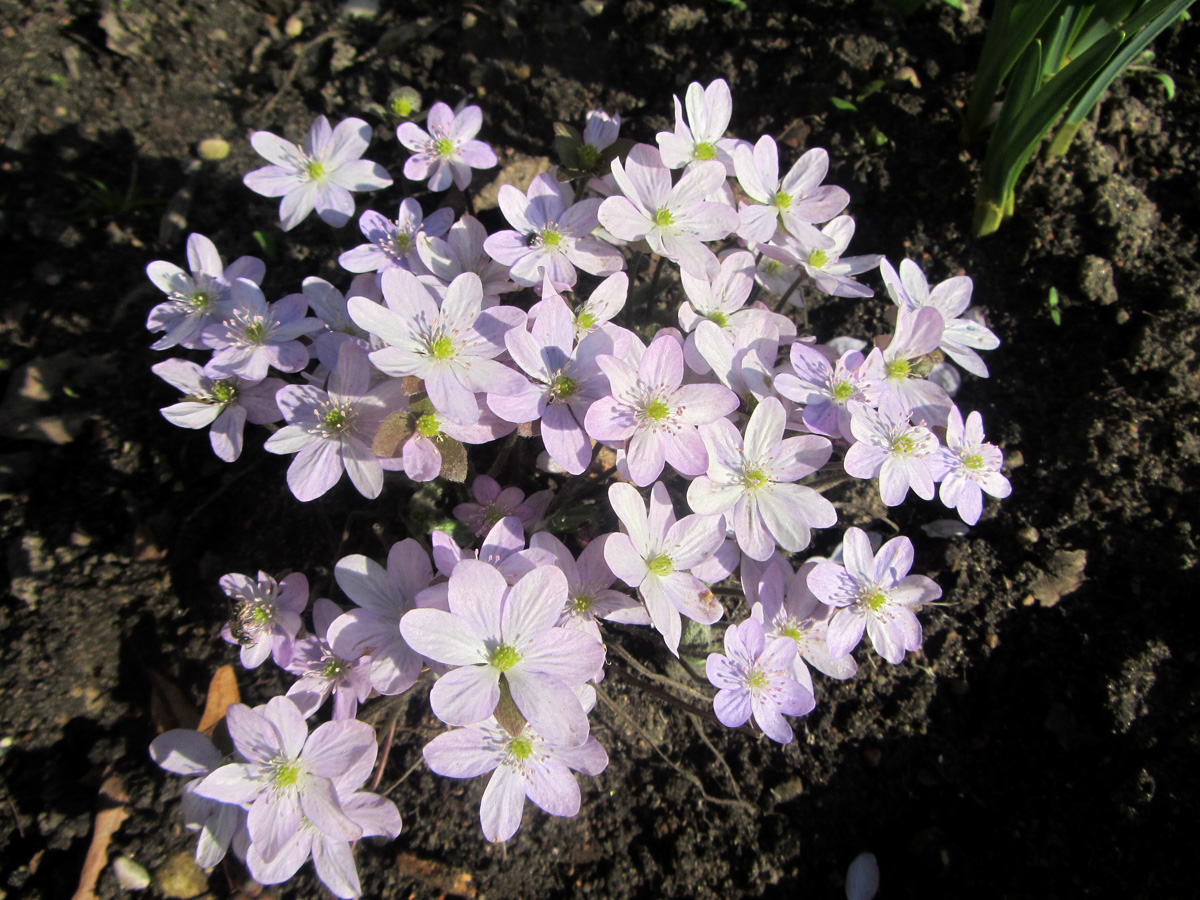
[146,80,1010,896]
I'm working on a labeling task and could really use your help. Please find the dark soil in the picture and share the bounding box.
[2,1,1198,899]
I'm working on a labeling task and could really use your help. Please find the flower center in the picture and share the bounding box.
[773,191,792,210]
[694,142,717,161]
[577,143,601,169]
[429,335,455,359]
[550,374,578,401]
[304,159,325,181]
[490,643,522,671]
[434,137,455,157]
[211,380,237,405]
[807,249,829,268]
[643,398,670,421]
[708,310,729,328]
[886,358,912,379]
[646,553,674,577]
[416,413,441,438]
[831,380,854,402]
[653,207,674,227]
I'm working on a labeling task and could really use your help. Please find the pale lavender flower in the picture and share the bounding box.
[705,616,814,744]
[881,258,999,378]
[244,116,392,230]
[843,392,940,507]
[151,358,283,462]
[146,233,263,350]
[150,729,244,867]
[774,341,870,441]
[585,333,739,485]
[929,406,1011,525]
[285,598,373,720]
[397,102,497,191]
[347,269,526,426]
[202,279,323,383]
[604,482,726,655]
[453,474,534,536]
[193,697,378,876]
[220,571,308,669]
[734,136,849,245]
[416,214,519,307]
[598,143,739,279]
[423,717,608,843]
[326,539,433,696]
[656,78,743,174]
[806,527,941,664]
[688,397,836,561]
[338,198,455,273]
[759,216,882,299]
[401,560,605,747]
[484,173,623,288]
[263,342,408,501]
[861,305,952,427]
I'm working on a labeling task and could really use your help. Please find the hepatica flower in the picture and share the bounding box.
[484,173,623,288]
[397,101,497,191]
[423,717,608,843]
[807,527,941,664]
[244,115,393,231]
[929,406,1011,525]
[705,617,814,744]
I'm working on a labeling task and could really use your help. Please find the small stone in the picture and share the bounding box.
[155,852,207,899]
[112,856,151,891]
[1014,525,1039,547]
[197,139,229,161]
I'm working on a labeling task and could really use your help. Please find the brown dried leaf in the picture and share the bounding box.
[71,776,130,900]
[198,665,240,735]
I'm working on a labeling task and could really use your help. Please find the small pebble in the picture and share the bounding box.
[197,138,230,161]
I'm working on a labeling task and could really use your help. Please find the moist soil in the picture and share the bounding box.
[1,1,1197,898]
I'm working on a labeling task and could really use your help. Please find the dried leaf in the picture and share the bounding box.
[71,776,130,900]
[198,665,240,735]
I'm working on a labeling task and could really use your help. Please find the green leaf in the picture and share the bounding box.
[829,97,858,112]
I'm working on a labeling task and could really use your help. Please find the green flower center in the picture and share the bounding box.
[211,380,237,405]
[644,398,670,421]
[773,191,792,210]
[741,467,770,489]
[886,358,912,379]
[435,137,455,157]
[541,228,563,247]
[694,142,717,161]
[416,413,441,438]
[653,207,674,227]
[577,143,601,169]
[832,380,854,402]
[575,310,596,330]
[646,553,674,577]
[429,336,455,359]
[508,737,533,760]
[807,249,829,268]
[550,374,578,400]
[573,594,594,613]
[708,311,729,328]
[304,160,326,181]
[490,643,522,671]
[861,588,889,612]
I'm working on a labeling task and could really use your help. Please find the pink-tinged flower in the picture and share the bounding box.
[202,279,324,383]
[150,729,244,867]
[734,136,849,245]
[774,341,870,441]
[151,359,283,462]
[929,406,1010,525]
[338,198,455,274]
[531,533,650,647]
[604,482,726,656]
[423,717,608,843]
[705,617,814,744]
[656,78,743,174]
[489,295,625,475]
[326,539,433,696]
[844,393,940,506]
[193,698,380,881]
[401,561,605,747]
[244,116,392,231]
[454,474,534,536]
[397,102,497,191]
[759,215,882,299]
[862,305,953,428]
[417,214,520,307]
[585,333,739,485]
[220,571,308,669]
[688,397,836,561]
[146,233,264,350]
[284,598,373,721]
[880,258,1000,378]
[484,173,623,288]
[751,558,857,691]
[598,143,739,279]
[263,342,408,502]
[806,527,941,664]
[347,269,526,426]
